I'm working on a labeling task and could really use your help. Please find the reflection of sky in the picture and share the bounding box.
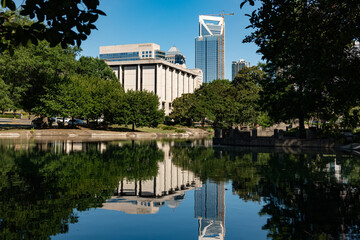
[52,182,269,240]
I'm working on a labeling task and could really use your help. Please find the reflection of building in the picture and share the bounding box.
[102,142,201,214]
[231,59,250,80]
[195,181,225,240]
[100,43,203,115]
[195,15,224,83]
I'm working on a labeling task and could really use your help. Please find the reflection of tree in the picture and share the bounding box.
[171,145,267,202]
[258,153,360,239]
[0,142,163,240]
[171,144,360,239]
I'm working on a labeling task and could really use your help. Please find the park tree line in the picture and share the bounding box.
[0,39,164,128]
[170,65,273,129]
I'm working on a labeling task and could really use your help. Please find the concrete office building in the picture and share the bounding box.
[100,43,203,115]
[231,59,250,80]
[165,46,186,66]
[195,15,224,83]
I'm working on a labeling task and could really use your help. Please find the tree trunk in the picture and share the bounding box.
[132,122,135,131]
[299,116,306,138]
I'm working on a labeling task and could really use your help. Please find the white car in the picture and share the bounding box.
[56,117,69,123]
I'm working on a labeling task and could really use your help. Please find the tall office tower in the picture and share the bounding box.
[195,15,224,83]
[165,46,186,66]
[231,59,250,80]
[195,180,225,240]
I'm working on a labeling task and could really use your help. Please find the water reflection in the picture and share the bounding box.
[102,142,201,214]
[171,143,360,239]
[0,139,359,239]
[0,140,163,239]
[195,181,225,240]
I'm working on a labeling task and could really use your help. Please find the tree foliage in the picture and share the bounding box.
[0,0,106,53]
[119,90,165,131]
[171,67,264,129]
[241,0,360,131]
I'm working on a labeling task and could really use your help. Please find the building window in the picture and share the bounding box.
[162,102,165,109]
[146,55,148,57]
[169,103,172,109]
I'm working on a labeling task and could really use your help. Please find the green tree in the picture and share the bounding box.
[121,90,164,131]
[0,41,79,116]
[241,0,360,134]
[76,56,117,81]
[233,66,263,125]
[0,0,106,53]
[0,78,13,113]
[170,93,199,126]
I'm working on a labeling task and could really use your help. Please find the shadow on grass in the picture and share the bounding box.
[0,125,33,130]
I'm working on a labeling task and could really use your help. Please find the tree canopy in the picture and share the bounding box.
[241,0,360,131]
[0,0,106,53]
[171,66,265,129]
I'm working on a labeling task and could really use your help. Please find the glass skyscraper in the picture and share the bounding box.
[195,15,224,83]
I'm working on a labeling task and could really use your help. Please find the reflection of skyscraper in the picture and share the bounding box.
[195,180,225,240]
[195,15,224,83]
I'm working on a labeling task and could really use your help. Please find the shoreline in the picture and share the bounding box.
[0,128,211,140]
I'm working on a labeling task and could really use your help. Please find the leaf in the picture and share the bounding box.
[90,9,106,16]
[240,1,247,9]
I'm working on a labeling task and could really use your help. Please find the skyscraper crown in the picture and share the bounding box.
[199,15,224,36]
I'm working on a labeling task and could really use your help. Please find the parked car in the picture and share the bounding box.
[68,119,86,126]
[31,118,43,127]
[56,117,69,123]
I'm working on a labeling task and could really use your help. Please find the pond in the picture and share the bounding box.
[0,138,359,239]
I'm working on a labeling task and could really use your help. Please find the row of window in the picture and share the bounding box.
[100,52,139,60]
[142,51,152,54]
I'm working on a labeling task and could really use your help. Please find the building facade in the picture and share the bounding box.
[231,59,250,80]
[195,15,224,83]
[165,46,186,66]
[100,43,203,115]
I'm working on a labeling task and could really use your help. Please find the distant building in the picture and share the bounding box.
[99,43,203,115]
[165,46,186,66]
[195,15,224,83]
[232,59,250,80]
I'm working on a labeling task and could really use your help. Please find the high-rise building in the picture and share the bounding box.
[165,46,186,66]
[231,59,250,80]
[195,15,224,83]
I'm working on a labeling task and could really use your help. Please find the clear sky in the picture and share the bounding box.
[79,0,263,80]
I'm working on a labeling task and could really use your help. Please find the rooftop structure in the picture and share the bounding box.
[165,46,186,66]
[99,43,165,62]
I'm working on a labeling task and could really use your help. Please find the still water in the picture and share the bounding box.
[0,138,359,239]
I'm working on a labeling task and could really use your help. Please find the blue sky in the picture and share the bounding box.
[79,0,263,80]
